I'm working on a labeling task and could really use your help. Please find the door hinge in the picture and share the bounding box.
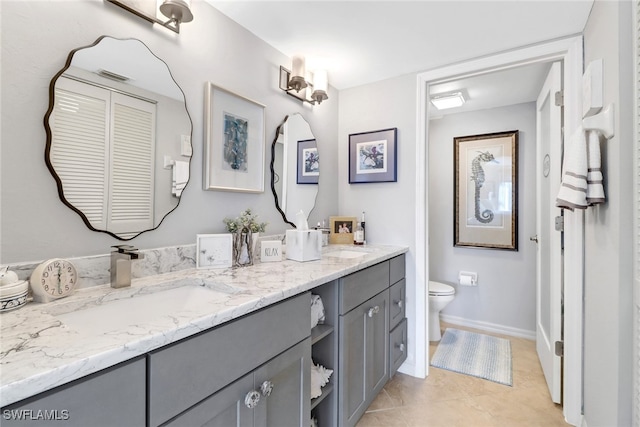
[555,340,564,357]
[555,91,564,107]
[555,216,564,232]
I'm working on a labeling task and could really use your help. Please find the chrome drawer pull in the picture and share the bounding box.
[394,299,403,309]
[367,305,380,317]
[244,390,261,408]
[260,380,274,397]
[396,342,405,352]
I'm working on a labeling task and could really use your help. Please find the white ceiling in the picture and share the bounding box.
[205,0,594,92]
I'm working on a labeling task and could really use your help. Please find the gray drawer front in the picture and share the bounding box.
[389,254,405,285]
[339,261,389,315]
[2,357,146,427]
[148,293,310,427]
[389,279,406,331]
[389,318,407,377]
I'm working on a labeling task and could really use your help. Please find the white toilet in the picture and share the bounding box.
[428,281,456,341]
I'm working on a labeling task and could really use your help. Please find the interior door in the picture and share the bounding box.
[535,61,563,404]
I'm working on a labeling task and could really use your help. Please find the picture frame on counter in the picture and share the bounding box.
[348,127,397,184]
[196,233,233,268]
[204,82,266,193]
[454,130,519,250]
[329,216,357,244]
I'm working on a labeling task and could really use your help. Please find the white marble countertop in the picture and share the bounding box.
[0,244,407,407]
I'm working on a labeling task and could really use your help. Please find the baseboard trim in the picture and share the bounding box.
[440,314,536,340]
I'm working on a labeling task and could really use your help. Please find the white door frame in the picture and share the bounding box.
[415,36,584,425]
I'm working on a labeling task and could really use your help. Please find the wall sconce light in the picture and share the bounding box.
[279,55,329,105]
[430,91,466,110]
[105,0,193,34]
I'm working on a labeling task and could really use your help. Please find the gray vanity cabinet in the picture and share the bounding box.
[338,262,390,427]
[1,357,146,427]
[163,338,311,427]
[389,255,407,377]
[148,293,311,427]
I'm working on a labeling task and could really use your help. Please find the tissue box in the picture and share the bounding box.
[286,230,322,262]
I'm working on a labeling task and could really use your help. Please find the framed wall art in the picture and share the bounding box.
[329,216,356,244]
[297,139,319,184]
[349,127,397,183]
[204,82,266,192]
[454,130,518,250]
[196,234,233,268]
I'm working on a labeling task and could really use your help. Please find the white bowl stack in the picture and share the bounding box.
[0,269,29,312]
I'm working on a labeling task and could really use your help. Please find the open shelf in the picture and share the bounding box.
[311,383,334,410]
[311,324,334,345]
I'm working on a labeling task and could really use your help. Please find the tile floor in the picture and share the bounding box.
[356,323,568,427]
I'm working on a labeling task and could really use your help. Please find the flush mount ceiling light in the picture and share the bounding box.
[430,92,466,110]
[106,0,193,34]
[279,55,329,105]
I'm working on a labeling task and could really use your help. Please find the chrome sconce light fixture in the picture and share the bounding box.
[106,0,193,34]
[279,55,329,105]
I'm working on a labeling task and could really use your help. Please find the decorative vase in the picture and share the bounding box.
[233,232,258,267]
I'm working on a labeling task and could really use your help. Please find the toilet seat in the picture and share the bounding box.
[429,281,455,296]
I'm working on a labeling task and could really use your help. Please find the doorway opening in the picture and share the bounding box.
[415,36,584,426]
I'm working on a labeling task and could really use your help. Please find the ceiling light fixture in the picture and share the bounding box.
[279,55,329,105]
[430,92,466,110]
[106,0,193,34]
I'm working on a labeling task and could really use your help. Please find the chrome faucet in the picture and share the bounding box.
[110,245,144,288]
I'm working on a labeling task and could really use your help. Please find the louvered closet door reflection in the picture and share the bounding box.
[107,93,156,235]
[51,78,110,230]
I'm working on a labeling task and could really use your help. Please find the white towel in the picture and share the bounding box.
[172,160,189,197]
[586,130,605,206]
[556,127,588,210]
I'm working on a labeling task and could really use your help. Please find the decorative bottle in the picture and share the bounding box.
[354,212,365,245]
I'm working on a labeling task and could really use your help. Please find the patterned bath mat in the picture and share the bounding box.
[430,328,512,386]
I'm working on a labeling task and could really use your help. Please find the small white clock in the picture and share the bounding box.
[30,258,78,303]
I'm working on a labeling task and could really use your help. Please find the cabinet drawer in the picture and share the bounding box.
[2,357,145,427]
[389,254,405,285]
[389,279,406,331]
[389,318,407,377]
[148,293,310,427]
[339,261,389,315]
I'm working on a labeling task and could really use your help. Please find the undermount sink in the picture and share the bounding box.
[324,250,369,259]
[56,286,228,337]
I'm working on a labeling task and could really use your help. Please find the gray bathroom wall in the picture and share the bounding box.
[0,1,339,263]
[428,102,537,335]
[582,0,634,425]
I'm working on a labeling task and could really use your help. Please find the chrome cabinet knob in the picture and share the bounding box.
[244,390,261,409]
[368,305,380,318]
[397,342,405,352]
[394,299,403,309]
[260,380,274,397]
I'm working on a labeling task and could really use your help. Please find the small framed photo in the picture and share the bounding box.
[204,82,266,193]
[329,216,357,244]
[349,128,397,183]
[454,130,518,250]
[297,139,319,184]
[196,234,233,268]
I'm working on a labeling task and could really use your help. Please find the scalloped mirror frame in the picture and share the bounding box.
[44,36,193,240]
[270,114,319,228]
